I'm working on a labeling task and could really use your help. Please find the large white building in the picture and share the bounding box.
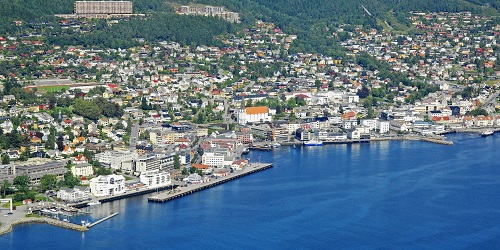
[134,154,173,173]
[96,150,137,171]
[237,106,271,125]
[201,148,231,167]
[57,186,90,202]
[377,120,390,134]
[71,163,93,177]
[89,174,126,197]
[139,170,171,189]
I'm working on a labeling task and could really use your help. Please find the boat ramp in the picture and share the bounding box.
[148,163,273,203]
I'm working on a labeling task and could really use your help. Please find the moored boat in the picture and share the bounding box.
[303,140,323,146]
[481,130,494,137]
[87,200,101,206]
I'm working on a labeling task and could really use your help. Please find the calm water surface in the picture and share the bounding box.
[1,133,499,249]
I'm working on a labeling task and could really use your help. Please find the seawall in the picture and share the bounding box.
[0,217,88,236]
[149,163,273,203]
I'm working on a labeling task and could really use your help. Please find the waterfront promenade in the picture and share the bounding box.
[148,163,273,203]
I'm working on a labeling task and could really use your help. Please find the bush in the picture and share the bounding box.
[13,193,25,202]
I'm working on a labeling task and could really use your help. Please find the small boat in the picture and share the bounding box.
[293,145,297,149]
[481,130,494,137]
[303,140,323,146]
[271,143,281,148]
[87,201,101,206]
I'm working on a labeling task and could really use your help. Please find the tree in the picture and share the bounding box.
[357,86,370,98]
[73,98,101,120]
[1,180,10,198]
[64,171,80,188]
[173,155,181,169]
[13,175,30,192]
[56,136,65,151]
[1,153,9,164]
[40,174,57,192]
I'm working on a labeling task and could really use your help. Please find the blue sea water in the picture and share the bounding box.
[1,133,500,249]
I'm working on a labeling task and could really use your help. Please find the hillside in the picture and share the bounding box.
[1,0,499,55]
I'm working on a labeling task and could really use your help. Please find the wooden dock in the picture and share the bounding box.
[148,163,273,203]
[87,212,119,228]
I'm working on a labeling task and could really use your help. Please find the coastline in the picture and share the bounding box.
[0,130,493,235]
[0,217,88,236]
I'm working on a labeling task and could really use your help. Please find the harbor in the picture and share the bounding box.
[148,163,273,203]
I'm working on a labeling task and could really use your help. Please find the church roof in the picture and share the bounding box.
[245,106,268,115]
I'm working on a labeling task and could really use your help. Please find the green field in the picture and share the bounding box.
[36,86,70,93]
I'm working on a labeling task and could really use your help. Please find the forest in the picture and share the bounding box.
[0,0,499,55]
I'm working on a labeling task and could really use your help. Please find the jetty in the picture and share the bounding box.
[148,163,273,203]
[87,212,119,228]
[0,217,88,235]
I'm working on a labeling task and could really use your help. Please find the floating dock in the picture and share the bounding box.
[148,163,273,203]
[87,212,119,228]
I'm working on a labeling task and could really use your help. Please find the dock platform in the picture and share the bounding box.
[148,163,273,203]
[87,212,119,228]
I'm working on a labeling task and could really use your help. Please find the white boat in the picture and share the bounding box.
[87,201,101,206]
[303,140,323,146]
[481,130,494,137]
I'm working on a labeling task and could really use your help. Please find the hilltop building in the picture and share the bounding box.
[56,1,138,19]
[177,5,240,23]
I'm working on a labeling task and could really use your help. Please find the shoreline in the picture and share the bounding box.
[0,217,88,236]
[0,130,493,235]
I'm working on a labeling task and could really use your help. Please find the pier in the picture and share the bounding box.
[87,212,119,228]
[148,163,273,203]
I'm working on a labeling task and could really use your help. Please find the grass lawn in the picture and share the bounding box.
[25,214,42,218]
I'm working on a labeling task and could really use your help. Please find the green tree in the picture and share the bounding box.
[40,174,57,192]
[173,155,181,169]
[73,98,101,120]
[64,171,80,188]
[13,175,30,191]
[1,180,10,198]
[1,153,9,164]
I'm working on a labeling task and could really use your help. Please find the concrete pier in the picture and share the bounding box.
[148,163,273,203]
[87,212,119,228]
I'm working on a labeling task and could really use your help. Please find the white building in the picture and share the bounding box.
[57,186,90,202]
[187,173,202,184]
[201,151,226,167]
[89,174,126,197]
[237,106,271,125]
[134,154,173,173]
[96,150,137,170]
[71,163,93,177]
[139,170,171,189]
[377,120,390,134]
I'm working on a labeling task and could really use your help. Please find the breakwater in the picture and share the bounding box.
[0,217,88,236]
[148,163,273,203]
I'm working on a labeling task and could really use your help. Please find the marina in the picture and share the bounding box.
[148,163,273,203]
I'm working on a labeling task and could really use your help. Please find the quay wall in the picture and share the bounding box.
[149,164,273,203]
[0,217,88,236]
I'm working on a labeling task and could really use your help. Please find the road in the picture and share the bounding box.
[129,122,139,151]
